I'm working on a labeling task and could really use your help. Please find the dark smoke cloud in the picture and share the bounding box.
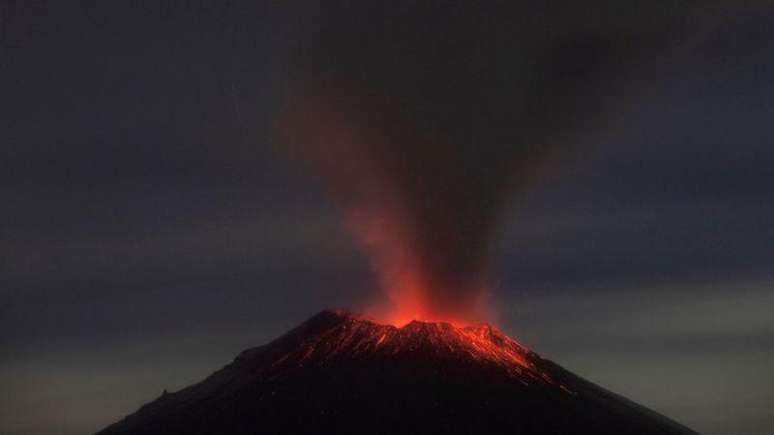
[277,2,705,320]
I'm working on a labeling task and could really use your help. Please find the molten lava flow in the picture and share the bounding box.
[268,310,560,387]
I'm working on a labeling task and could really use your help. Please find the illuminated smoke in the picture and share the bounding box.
[277,2,698,323]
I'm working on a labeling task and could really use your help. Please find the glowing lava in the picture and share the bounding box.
[267,309,558,386]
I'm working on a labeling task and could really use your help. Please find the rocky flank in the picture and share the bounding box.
[97,310,697,435]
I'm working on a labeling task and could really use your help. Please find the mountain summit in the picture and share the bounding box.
[97,310,697,435]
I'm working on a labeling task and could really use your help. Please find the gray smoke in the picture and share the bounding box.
[277,1,707,321]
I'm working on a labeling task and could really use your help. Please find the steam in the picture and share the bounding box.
[277,2,699,322]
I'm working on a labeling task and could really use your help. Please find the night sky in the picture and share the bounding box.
[3,2,774,435]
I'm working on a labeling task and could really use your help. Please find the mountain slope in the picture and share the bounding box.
[97,310,697,435]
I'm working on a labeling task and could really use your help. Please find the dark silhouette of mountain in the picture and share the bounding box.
[97,310,697,435]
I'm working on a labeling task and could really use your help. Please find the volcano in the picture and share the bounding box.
[97,310,696,435]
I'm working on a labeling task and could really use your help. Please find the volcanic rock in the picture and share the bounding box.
[97,309,697,435]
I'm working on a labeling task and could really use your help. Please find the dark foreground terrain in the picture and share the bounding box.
[98,310,697,435]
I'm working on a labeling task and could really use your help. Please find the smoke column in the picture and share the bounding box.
[277,2,701,323]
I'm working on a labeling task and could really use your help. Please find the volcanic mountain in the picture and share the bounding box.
[97,310,697,435]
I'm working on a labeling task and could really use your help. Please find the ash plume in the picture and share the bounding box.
[277,2,704,321]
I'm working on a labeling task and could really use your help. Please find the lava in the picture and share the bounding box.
[265,309,555,386]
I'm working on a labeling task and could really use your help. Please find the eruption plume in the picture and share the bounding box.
[277,2,700,323]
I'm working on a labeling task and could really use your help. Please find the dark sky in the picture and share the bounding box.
[2,2,774,435]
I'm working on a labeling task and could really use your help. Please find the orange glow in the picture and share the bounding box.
[371,302,473,328]
[279,93,493,325]
[364,274,491,328]
[365,289,470,328]
[286,310,563,388]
